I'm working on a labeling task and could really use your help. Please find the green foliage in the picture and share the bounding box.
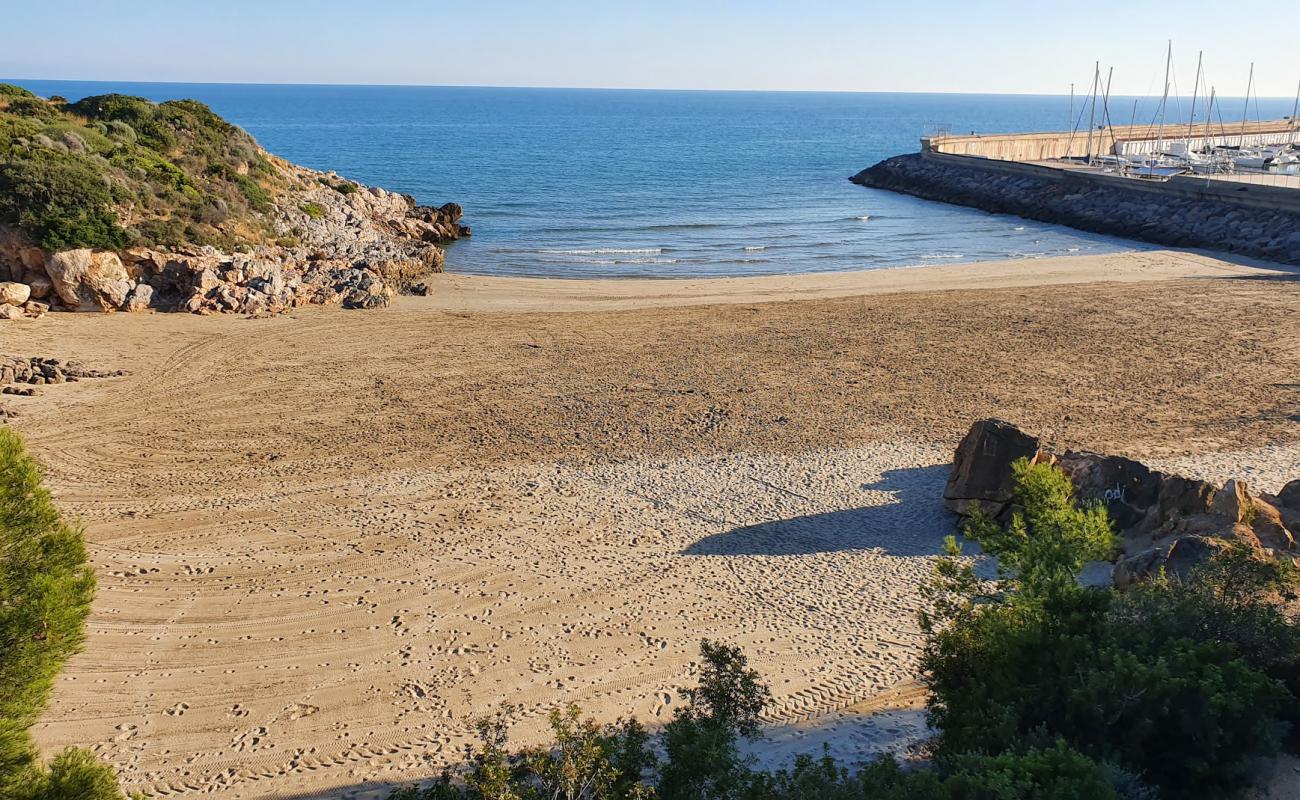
[657,641,772,800]
[301,201,327,219]
[0,151,129,250]
[336,180,359,195]
[964,459,1116,595]
[0,88,284,251]
[922,462,1295,800]
[0,429,126,798]
[8,748,125,800]
[0,83,38,99]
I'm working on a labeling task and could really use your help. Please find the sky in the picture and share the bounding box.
[5,0,1297,97]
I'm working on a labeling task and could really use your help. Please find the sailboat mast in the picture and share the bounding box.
[1102,66,1115,157]
[1156,40,1172,153]
[1240,62,1253,145]
[1086,62,1099,164]
[1186,50,1203,144]
[1291,78,1299,145]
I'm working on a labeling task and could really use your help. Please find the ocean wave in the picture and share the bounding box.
[539,247,665,255]
[743,246,767,252]
[536,256,680,265]
[919,253,965,260]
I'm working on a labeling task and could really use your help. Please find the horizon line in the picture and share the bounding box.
[4,76,1295,101]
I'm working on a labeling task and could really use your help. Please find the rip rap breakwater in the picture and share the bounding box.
[851,153,1300,267]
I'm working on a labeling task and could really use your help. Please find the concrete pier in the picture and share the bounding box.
[926,119,1298,161]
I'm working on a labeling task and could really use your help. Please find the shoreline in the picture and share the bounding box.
[419,249,1291,313]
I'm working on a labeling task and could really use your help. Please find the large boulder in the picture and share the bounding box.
[0,281,30,307]
[1163,536,1232,582]
[1210,479,1251,523]
[1057,451,1163,533]
[1113,535,1232,586]
[43,249,133,311]
[1277,480,1300,512]
[25,274,52,299]
[944,419,1040,517]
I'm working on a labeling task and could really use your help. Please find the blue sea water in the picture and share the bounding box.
[9,81,1297,278]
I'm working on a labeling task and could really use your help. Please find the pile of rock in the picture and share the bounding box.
[1,355,125,389]
[0,167,470,318]
[851,154,1300,267]
[945,419,1299,585]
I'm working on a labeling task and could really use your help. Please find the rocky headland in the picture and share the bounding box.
[852,153,1300,267]
[0,84,468,318]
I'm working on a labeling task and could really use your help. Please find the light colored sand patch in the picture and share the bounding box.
[34,443,954,798]
[1150,442,1300,494]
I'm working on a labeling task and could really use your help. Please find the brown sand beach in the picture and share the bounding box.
[5,250,1300,798]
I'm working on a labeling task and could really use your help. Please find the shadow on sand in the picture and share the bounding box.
[682,464,953,559]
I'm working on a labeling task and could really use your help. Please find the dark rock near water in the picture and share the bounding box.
[851,154,1300,267]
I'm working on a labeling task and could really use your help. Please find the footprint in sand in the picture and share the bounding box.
[283,702,319,721]
[165,702,190,717]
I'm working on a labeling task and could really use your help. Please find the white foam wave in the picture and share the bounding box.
[539,248,664,255]
[855,215,872,221]
[743,246,767,252]
[919,253,965,260]
[538,257,679,266]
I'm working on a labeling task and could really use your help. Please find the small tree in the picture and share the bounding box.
[0,428,125,798]
[657,640,771,800]
[964,458,1116,596]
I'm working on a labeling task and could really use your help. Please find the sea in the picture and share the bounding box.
[9,80,1297,279]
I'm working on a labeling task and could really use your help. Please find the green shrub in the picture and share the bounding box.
[301,201,326,219]
[235,174,272,212]
[0,84,37,99]
[923,462,1292,800]
[8,749,124,800]
[964,459,1117,595]
[0,428,125,798]
[68,94,176,153]
[335,181,359,195]
[0,151,128,251]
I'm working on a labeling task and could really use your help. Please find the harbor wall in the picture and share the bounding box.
[925,119,1297,161]
[850,152,1300,266]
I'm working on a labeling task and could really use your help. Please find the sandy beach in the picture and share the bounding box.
[5,250,1300,799]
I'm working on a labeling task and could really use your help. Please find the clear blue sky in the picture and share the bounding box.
[5,0,1296,97]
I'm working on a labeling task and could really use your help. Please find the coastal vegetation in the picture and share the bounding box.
[0,83,281,252]
[390,461,1300,800]
[0,428,127,799]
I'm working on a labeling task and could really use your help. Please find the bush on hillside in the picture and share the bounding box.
[0,151,129,250]
[0,84,281,252]
[0,428,125,799]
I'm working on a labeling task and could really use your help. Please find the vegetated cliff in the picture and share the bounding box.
[0,83,469,317]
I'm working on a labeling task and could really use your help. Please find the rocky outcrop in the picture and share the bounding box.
[944,419,1041,518]
[851,154,1300,267]
[948,418,1298,586]
[0,168,469,318]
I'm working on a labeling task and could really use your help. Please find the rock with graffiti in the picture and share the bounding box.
[946,418,1299,586]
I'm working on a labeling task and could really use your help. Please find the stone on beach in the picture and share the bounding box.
[943,418,1040,518]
